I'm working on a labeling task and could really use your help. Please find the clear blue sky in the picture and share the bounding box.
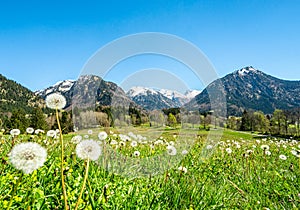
[1,0,300,92]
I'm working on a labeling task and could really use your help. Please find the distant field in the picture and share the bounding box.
[0,126,299,209]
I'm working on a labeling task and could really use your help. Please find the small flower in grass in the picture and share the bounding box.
[47,130,57,138]
[26,127,34,134]
[10,129,20,137]
[8,142,47,174]
[98,131,108,141]
[76,140,101,161]
[182,149,188,155]
[279,154,287,160]
[265,150,271,156]
[225,148,232,154]
[178,166,187,173]
[45,92,66,110]
[291,150,300,158]
[71,135,82,144]
[206,145,213,150]
[88,130,93,135]
[35,129,44,135]
[110,140,118,145]
[131,141,138,147]
[119,141,126,147]
[167,145,177,156]
[133,151,140,157]
[261,145,270,150]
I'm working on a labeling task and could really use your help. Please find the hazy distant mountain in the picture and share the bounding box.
[127,86,201,110]
[0,74,44,113]
[187,66,300,115]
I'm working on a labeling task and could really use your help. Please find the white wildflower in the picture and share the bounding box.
[45,92,66,110]
[261,145,270,150]
[226,148,232,154]
[75,140,101,161]
[279,154,287,160]
[9,142,47,174]
[26,127,34,134]
[181,149,188,155]
[178,166,187,173]
[167,145,177,156]
[10,129,20,137]
[130,141,138,147]
[265,150,271,156]
[98,131,108,140]
[71,135,82,144]
[47,130,57,138]
[133,151,140,157]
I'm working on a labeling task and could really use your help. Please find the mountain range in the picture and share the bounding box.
[1,66,300,116]
[187,66,300,115]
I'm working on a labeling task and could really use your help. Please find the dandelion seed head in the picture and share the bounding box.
[26,127,34,134]
[178,166,187,173]
[133,151,140,157]
[226,148,232,154]
[9,142,47,174]
[75,140,101,161]
[45,93,66,110]
[98,131,108,141]
[71,135,82,144]
[261,145,270,150]
[181,149,188,155]
[10,129,20,136]
[279,154,287,160]
[130,141,138,147]
[47,130,57,138]
[167,145,177,156]
[265,150,271,156]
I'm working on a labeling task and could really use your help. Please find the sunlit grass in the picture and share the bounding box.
[0,127,299,209]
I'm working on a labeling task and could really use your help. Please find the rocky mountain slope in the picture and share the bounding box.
[187,66,300,115]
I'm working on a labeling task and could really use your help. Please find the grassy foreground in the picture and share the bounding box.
[0,127,299,209]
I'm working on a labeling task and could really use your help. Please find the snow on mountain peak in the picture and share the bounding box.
[236,66,257,76]
[127,86,158,97]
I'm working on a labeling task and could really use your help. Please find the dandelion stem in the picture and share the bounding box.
[6,173,23,210]
[56,109,68,210]
[75,158,90,210]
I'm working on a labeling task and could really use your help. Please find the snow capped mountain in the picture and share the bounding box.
[185,90,202,99]
[35,80,75,96]
[127,86,201,110]
[127,86,158,97]
[234,66,258,76]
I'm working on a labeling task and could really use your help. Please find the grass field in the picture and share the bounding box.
[0,126,299,209]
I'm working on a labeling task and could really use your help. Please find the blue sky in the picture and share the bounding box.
[0,0,300,92]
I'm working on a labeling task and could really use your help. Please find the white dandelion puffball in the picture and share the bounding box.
[76,140,102,161]
[71,135,82,144]
[131,141,138,147]
[9,142,47,174]
[26,127,34,134]
[181,150,188,155]
[206,145,213,150]
[279,154,287,160]
[98,131,108,140]
[167,145,177,156]
[47,130,57,138]
[133,151,140,157]
[226,148,232,154]
[10,129,21,136]
[45,92,66,110]
[291,150,300,158]
[265,150,271,156]
[261,145,270,150]
[178,166,188,173]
